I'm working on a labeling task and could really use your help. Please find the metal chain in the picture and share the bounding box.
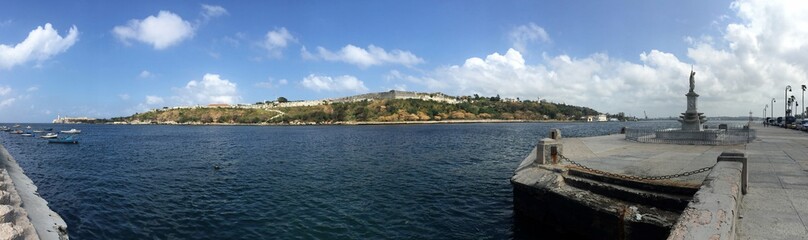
[558,154,713,181]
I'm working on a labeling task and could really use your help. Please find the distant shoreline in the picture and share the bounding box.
[100,119,587,126]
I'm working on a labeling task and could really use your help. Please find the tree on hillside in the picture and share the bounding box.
[277,97,288,103]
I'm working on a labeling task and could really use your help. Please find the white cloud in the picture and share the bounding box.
[201,4,228,19]
[0,23,79,69]
[0,86,10,95]
[394,1,808,117]
[26,86,38,92]
[255,78,289,89]
[303,44,424,68]
[112,11,194,50]
[139,70,153,78]
[119,93,130,100]
[145,95,164,105]
[262,27,296,58]
[176,73,240,105]
[301,74,368,92]
[509,22,551,52]
[0,98,15,108]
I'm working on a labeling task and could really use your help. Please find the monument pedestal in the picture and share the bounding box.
[678,92,707,131]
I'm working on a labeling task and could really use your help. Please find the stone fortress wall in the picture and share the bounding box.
[334,90,459,104]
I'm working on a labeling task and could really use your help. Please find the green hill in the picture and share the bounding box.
[118,97,599,124]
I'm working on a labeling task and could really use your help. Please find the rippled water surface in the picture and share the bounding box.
[1,121,697,239]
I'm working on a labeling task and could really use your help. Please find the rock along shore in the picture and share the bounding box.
[0,144,68,240]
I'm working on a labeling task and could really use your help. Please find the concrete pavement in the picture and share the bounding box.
[738,124,808,239]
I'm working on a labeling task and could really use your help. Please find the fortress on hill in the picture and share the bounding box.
[334,90,459,104]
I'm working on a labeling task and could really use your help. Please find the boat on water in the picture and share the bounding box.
[60,129,81,134]
[0,126,9,131]
[12,124,20,128]
[40,133,58,139]
[26,126,31,129]
[48,135,78,144]
[10,130,23,134]
[33,130,44,133]
[21,132,33,137]
[44,128,53,131]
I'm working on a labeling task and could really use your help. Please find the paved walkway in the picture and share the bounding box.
[739,124,808,239]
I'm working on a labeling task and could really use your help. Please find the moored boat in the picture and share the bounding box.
[48,135,78,144]
[40,133,58,139]
[10,130,23,134]
[60,129,81,134]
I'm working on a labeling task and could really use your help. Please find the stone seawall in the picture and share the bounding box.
[667,160,744,239]
[0,144,67,240]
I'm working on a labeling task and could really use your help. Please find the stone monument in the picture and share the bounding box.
[678,69,707,131]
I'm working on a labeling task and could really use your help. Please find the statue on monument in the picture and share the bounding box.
[689,69,696,93]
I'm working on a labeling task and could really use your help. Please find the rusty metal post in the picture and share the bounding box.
[550,146,558,164]
[717,150,748,194]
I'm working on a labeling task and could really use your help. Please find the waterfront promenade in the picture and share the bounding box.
[738,123,808,239]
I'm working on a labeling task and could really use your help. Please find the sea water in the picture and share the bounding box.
[1,121,706,239]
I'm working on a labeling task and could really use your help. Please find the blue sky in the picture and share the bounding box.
[2,0,806,123]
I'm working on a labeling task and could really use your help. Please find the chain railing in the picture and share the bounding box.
[558,154,713,181]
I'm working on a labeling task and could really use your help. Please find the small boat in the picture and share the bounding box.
[26,126,31,129]
[48,135,78,144]
[40,133,58,139]
[12,124,20,128]
[10,130,23,134]
[33,130,44,133]
[44,128,53,131]
[21,131,33,137]
[60,129,81,134]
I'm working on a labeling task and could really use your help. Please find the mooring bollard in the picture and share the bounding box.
[536,129,563,165]
[549,128,562,140]
[717,150,748,194]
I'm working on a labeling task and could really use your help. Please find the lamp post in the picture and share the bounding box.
[772,98,776,120]
[802,85,806,121]
[764,104,768,123]
[786,85,792,118]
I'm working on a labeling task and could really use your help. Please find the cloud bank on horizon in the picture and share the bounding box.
[0,0,806,122]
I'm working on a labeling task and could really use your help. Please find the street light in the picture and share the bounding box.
[802,85,806,120]
[786,85,792,118]
[764,104,768,123]
[771,98,777,120]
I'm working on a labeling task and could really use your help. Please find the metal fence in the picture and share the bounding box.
[624,126,756,145]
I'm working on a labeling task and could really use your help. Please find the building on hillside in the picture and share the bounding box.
[52,115,97,124]
[335,90,459,104]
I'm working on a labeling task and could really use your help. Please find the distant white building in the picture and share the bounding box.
[53,115,96,123]
[597,114,608,122]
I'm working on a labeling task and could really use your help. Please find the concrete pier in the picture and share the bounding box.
[512,123,808,239]
[737,124,808,239]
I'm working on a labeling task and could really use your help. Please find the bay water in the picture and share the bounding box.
[1,121,695,239]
